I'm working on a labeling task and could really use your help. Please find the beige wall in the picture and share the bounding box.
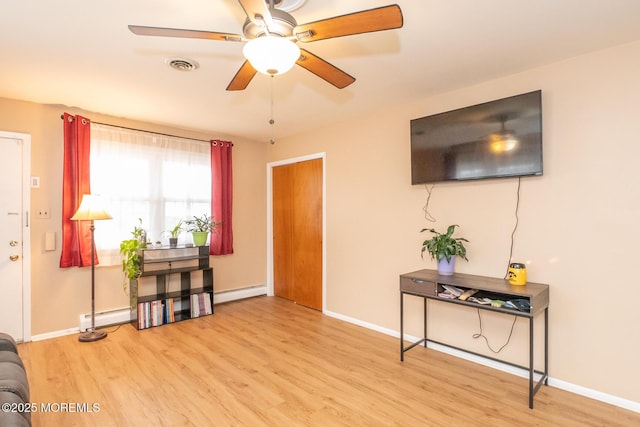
[2,38,638,405]
[0,99,267,336]
[268,40,640,404]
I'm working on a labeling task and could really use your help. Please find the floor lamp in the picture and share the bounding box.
[70,194,112,342]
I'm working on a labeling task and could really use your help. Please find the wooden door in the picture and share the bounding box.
[273,164,295,301]
[273,158,322,310]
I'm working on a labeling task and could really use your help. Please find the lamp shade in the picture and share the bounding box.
[243,36,301,76]
[70,194,112,221]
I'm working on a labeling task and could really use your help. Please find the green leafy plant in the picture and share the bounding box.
[185,214,222,233]
[119,218,144,294]
[164,220,183,238]
[420,224,469,262]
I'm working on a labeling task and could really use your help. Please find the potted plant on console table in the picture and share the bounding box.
[420,224,469,276]
[185,214,222,247]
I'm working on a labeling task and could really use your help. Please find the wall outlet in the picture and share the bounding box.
[37,209,50,219]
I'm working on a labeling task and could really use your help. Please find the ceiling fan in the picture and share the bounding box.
[128,0,403,91]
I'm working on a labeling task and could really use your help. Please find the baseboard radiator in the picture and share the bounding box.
[79,308,131,332]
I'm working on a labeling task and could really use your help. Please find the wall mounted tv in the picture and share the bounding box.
[410,90,542,184]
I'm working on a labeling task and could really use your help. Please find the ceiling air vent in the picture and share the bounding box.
[166,58,199,72]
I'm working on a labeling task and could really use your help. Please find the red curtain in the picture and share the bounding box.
[60,113,95,267]
[210,140,233,255]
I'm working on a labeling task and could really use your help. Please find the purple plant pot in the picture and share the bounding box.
[437,256,455,276]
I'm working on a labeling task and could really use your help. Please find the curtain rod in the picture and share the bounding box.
[60,114,217,144]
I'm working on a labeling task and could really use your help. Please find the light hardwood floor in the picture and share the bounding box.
[18,296,640,426]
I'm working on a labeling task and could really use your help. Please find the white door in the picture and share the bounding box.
[0,132,31,342]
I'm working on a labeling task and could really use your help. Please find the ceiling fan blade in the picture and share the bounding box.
[128,25,243,42]
[296,49,355,89]
[226,61,258,91]
[236,0,273,27]
[295,4,403,42]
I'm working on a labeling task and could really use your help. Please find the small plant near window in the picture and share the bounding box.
[185,214,222,246]
[185,214,222,233]
[119,218,144,294]
[163,220,183,247]
[165,220,183,238]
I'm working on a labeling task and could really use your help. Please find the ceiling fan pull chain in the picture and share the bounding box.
[269,75,276,144]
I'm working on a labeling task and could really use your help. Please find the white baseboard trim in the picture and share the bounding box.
[547,377,640,413]
[32,308,135,342]
[323,309,640,414]
[31,328,79,342]
[214,284,267,304]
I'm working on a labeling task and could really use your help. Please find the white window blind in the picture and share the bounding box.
[90,123,211,266]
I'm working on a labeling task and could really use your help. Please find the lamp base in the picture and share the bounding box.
[78,329,107,342]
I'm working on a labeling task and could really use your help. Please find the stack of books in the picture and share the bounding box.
[136,298,175,329]
[190,292,213,318]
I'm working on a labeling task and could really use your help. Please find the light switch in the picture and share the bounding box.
[45,232,56,251]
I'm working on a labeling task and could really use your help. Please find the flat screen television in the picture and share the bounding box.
[410,90,543,184]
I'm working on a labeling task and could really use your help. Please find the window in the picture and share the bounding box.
[90,124,211,265]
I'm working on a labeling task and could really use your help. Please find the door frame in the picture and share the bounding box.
[266,152,326,312]
[0,130,32,342]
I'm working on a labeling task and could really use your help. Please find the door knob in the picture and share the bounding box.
[9,240,18,247]
[9,255,19,261]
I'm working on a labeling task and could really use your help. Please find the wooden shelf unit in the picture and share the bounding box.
[130,245,214,329]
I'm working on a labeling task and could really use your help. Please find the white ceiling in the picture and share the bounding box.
[1,0,639,142]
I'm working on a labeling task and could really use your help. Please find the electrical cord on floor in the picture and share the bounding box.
[472,308,517,353]
[504,177,521,279]
[100,324,123,334]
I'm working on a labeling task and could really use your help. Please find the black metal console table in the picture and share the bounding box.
[399,269,549,409]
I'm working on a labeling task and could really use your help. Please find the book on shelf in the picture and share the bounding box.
[145,302,151,329]
[204,292,212,315]
[137,303,144,329]
[192,294,199,318]
[198,293,206,317]
[163,298,175,324]
[150,300,161,327]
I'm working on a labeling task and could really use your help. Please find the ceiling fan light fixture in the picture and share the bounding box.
[274,0,307,12]
[489,131,518,153]
[243,36,300,76]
